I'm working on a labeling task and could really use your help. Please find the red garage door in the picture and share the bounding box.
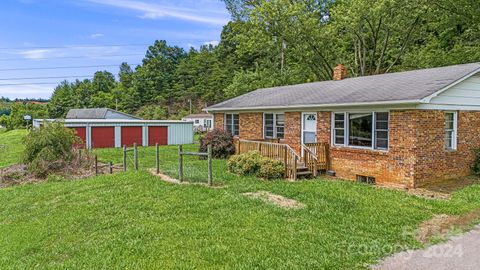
[72,127,86,148]
[121,126,143,147]
[148,126,168,146]
[91,127,115,148]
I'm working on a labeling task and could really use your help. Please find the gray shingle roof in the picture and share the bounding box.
[66,108,141,119]
[206,63,480,111]
[183,113,213,119]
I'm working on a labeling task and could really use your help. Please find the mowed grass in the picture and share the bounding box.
[0,129,27,168]
[1,135,480,268]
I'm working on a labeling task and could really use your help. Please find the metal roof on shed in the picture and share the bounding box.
[66,108,141,119]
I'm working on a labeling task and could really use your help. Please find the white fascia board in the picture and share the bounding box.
[415,103,480,111]
[204,100,421,113]
[420,68,480,103]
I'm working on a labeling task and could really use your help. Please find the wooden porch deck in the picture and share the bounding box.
[235,139,330,180]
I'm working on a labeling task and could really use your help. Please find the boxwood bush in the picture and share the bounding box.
[227,151,284,180]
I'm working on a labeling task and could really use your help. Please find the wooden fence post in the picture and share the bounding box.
[178,145,183,182]
[283,146,288,177]
[94,155,98,176]
[207,144,212,186]
[109,162,113,174]
[123,145,127,172]
[155,143,160,174]
[133,143,138,171]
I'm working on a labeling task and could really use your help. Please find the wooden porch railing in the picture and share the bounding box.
[302,144,318,177]
[235,139,329,180]
[304,142,330,170]
[236,139,301,180]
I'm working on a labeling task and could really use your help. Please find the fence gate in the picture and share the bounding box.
[178,144,213,186]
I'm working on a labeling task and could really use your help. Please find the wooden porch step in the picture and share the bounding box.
[296,170,313,177]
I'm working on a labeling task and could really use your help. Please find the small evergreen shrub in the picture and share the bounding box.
[199,129,235,159]
[227,151,284,180]
[258,158,284,179]
[473,149,480,176]
[227,151,263,175]
[23,122,80,177]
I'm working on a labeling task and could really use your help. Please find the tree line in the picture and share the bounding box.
[31,0,480,121]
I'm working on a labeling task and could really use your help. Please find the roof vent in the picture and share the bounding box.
[333,64,348,80]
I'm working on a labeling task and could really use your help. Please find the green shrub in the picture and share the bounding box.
[23,122,79,177]
[473,149,480,176]
[227,151,263,175]
[227,151,284,180]
[258,158,284,179]
[199,129,235,159]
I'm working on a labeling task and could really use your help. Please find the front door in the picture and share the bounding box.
[302,113,317,148]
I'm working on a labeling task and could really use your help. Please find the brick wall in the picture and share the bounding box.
[215,109,480,187]
[414,111,480,186]
[316,110,417,188]
[284,112,302,154]
[213,113,224,130]
[239,113,263,140]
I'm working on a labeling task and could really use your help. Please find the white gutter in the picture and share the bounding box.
[204,99,423,113]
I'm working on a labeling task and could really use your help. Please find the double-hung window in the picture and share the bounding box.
[264,113,285,139]
[333,112,389,150]
[374,113,389,150]
[225,113,239,136]
[333,113,345,145]
[444,112,457,150]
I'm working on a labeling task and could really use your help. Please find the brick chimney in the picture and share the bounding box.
[333,64,348,80]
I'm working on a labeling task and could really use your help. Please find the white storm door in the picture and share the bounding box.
[302,113,317,146]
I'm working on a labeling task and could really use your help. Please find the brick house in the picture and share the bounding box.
[204,63,480,188]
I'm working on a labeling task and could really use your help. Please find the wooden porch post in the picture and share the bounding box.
[325,143,331,170]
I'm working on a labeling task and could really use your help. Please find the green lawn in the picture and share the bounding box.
[1,133,480,269]
[0,129,27,168]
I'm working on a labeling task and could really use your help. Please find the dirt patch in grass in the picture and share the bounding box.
[148,168,224,188]
[0,162,121,188]
[418,176,480,194]
[407,188,451,200]
[243,191,306,209]
[416,209,480,244]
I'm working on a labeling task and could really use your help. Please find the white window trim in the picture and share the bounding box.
[331,111,389,151]
[445,111,458,151]
[224,113,239,136]
[263,112,285,139]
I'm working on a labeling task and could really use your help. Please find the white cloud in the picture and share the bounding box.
[18,49,53,60]
[0,80,55,99]
[12,46,124,60]
[90,33,104,39]
[204,40,219,46]
[84,0,229,25]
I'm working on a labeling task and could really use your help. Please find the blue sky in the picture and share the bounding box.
[0,0,230,99]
